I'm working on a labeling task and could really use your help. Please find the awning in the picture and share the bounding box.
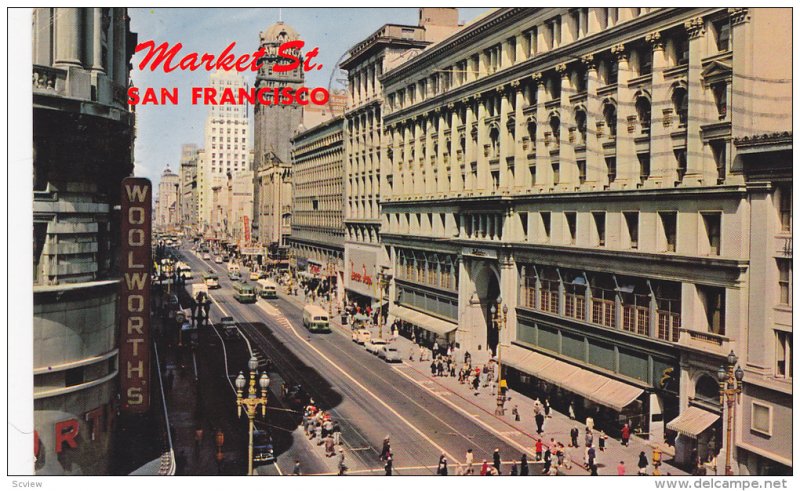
[501,344,644,412]
[391,305,457,337]
[666,406,720,439]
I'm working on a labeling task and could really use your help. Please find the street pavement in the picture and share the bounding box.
[173,245,684,476]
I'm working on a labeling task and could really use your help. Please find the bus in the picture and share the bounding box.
[203,272,220,289]
[302,305,331,333]
[257,279,278,299]
[232,281,257,303]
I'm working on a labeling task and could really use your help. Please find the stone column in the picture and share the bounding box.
[499,252,518,347]
[476,95,488,191]
[611,43,638,187]
[683,16,711,185]
[556,63,575,188]
[437,109,447,194]
[647,31,677,186]
[582,54,603,187]
[90,8,105,73]
[424,114,434,195]
[533,73,549,188]
[54,7,84,68]
[449,103,463,192]
[499,85,511,189]
[729,8,751,178]
[512,80,524,189]
[464,98,476,191]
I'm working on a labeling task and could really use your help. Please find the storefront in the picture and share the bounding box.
[666,405,722,469]
[391,304,457,349]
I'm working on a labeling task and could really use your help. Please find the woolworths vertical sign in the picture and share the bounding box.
[119,178,152,413]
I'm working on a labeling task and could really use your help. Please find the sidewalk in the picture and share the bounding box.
[274,284,685,476]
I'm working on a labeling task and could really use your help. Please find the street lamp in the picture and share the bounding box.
[377,270,390,339]
[327,255,336,316]
[491,298,509,415]
[235,356,270,476]
[717,349,744,476]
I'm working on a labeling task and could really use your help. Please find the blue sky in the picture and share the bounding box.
[129,7,489,187]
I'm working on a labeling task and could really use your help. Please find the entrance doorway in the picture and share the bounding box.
[485,272,500,356]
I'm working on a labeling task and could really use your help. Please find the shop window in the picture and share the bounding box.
[777,258,792,306]
[775,330,792,379]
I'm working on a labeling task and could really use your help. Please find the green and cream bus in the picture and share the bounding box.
[257,279,278,299]
[232,281,257,304]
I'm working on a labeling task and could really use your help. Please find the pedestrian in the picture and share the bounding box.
[337,447,347,475]
[621,423,631,447]
[652,446,663,468]
[590,463,598,475]
[568,400,576,420]
[480,460,489,476]
[544,398,551,418]
[585,427,594,448]
[638,451,649,475]
[332,420,341,446]
[535,439,543,462]
[437,359,444,377]
[385,452,393,476]
[512,404,520,421]
[433,341,439,355]
[472,373,480,394]
[598,430,607,451]
[292,459,301,475]
[431,360,437,376]
[543,447,552,474]
[465,448,474,474]
[324,435,335,457]
[520,454,529,476]
[570,427,579,447]
[617,460,626,476]
[315,423,323,445]
[548,460,558,476]
[437,455,448,476]
[380,435,391,461]
[510,460,518,475]
[493,448,502,474]
[535,412,545,434]
[587,445,596,470]
[556,443,565,467]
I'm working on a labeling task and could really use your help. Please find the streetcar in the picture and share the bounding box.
[232,281,257,303]
[203,272,220,289]
[302,304,331,333]
[257,279,278,299]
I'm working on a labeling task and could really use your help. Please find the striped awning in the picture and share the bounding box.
[391,305,457,337]
[666,406,720,439]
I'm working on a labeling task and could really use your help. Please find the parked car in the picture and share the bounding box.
[202,252,211,260]
[252,430,275,464]
[379,345,401,363]
[365,338,388,355]
[352,329,371,345]
[249,271,260,281]
[214,256,223,264]
[219,316,239,339]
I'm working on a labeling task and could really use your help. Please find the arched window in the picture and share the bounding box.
[603,102,617,137]
[489,126,500,158]
[635,96,651,134]
[549,114,561,146]
[695,374,721,405]
[574,108,587,144]
[671,86,688,128]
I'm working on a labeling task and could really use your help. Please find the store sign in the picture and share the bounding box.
[346,248,378,297]
[350,262,373,286]
[119,178,152,413]
[462,246,497,259]
[243,215,251,244]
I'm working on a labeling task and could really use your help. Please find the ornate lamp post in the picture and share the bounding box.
[717,350,744,476]
[377,270,390,339]
[491,298,508,415]
[327,255,336,316]
[235,356,270,476]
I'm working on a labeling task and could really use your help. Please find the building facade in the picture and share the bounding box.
[342,8,460,310]
[155,166,179,230]
[32,7,137,474]
[198,70,249,232]
[380,7,791,474]
[252,21,304,245]
[179,144,199,233]
[288,115,346,303]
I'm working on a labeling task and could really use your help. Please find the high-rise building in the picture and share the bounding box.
[378,7,791,475]
[179,144,199,232]
[32,7,137,475]
[155,166,180,230]
[198,70,249,231]
[253,21,304,246]
[288,115,346,304]
[341,8,460,311]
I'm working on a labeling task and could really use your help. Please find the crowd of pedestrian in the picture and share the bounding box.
[302,401,342,459]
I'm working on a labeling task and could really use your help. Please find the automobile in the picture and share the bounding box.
[249,271,260,281]
[219,316,239,339]
[352,329,371,345]
[379,345,401,363]
[229,272,241,282]
[202,252,211,260]
[165,294,181,320]
[214,256,223,264]
[365,338,388,355]
[284,384,310,410]
[222,255,230,262]
[252,430,275,464]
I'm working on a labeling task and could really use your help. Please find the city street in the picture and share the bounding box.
[178,246,545,475]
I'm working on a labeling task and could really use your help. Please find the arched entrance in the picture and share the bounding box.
[469,260,501,357]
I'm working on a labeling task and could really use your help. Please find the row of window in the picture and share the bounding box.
[396,249,458,291]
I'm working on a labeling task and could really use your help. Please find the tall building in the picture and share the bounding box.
[198,70,249,231]
[379,7,791,474]
[252,21,304,246]
[155,166,180,230]
[341,8,460,310]
[32,7,137,474]
[288,115,346,303]
[179,144,199,233]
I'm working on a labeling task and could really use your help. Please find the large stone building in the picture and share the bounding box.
[155,166,179,230]
[179,144,199,233]
[198,70,249,232]
[32,7,137,474]
[252,21,304,246]
[341,8,461,310]
[379,7,791,474]
[288,115,346,303]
